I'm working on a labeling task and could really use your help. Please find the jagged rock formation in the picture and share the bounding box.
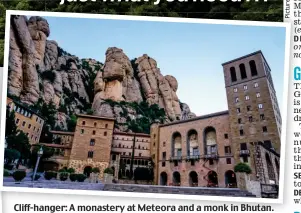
[7,15,196,133]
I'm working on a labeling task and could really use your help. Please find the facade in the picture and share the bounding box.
[6,51,282,193]
[150,51,281,189]
[6,97,45,145]
[111,132,151,178]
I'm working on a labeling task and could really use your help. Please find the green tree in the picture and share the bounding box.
[6,131,31,161]
[30,145,54,169]
[67,115,77,131]
[15,0,30,10]
[5,107,17,136]
[4,148,21,165]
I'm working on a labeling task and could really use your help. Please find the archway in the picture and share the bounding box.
[160,172,168,186]
[173,171,181,186]
[84,166,92,177]
[189,171,198,187]
[207,171,218,187]
[126,170,130,178]
[265,153,276,182]
[225,170,237,188]
[204,127,217,155]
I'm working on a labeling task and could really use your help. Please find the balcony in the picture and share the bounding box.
[203,153,219,160]
[186,155,201,161]
[239,149,250,156]
[170,156,182,161]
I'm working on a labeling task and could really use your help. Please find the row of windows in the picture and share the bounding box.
[114,144,148,150]
[82,121,109,128]
[230,60,258,82]
[119,158,149,166]
[236,104,263,114]
[161,157,233,167]
[13,105,43,124]
[239,126,268,136]
[25,132,39,142]
[121,152,143,157]
[238,114,265,124]
[233,82,259,93]
[163,145,232,159]
[80,129,107,136]
[16,119,40,132]
[160,134,229,148]
[235,93,261,103]
[113,137,149,142]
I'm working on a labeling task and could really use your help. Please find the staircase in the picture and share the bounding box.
[103,184,256,197]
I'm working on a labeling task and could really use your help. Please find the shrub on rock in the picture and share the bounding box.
[12,170,26,182]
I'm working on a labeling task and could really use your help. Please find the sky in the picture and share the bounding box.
[44,16,287,116]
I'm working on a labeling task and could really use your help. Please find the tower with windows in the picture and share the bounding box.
[222,50,281,182]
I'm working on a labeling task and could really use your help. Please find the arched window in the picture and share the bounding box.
[172,132,182,157]
[204,127,217,155]
[239,63,247,79]
[249,60,258,76]
[230,67,237,82]
[187,130,198,156]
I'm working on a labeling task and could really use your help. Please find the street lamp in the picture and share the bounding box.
[32,147,43,181]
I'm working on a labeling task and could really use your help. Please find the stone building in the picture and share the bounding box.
[6,96,45,145]
[111,132,151,178]
[150,51,281,192]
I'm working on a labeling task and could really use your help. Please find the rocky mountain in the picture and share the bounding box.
[7,15,196,134]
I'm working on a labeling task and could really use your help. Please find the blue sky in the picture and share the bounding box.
[45,16,286,116]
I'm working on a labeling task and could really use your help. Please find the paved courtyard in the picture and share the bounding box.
[3,178,256,197]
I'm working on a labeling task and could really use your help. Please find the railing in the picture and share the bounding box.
[170,156,182,161]
[239,149,250,156]
[203,153,219,160]
[261,184,279,198]
[186,155,201,160]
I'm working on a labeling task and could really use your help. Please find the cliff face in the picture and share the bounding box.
[8,15,196,133]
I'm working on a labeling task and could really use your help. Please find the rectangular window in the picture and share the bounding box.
[28,124,31,129]
[226,158,231,164]
[239,129,244,136]
[254,82,259,88]
[237,108,241,113]
[224,146,231,154]
[90,139,95,146]
[177,149,182,157]
[191,160,195,166]
[256,92,261,98]
[262,126,267,132]
[209,159,214,165]
[129,152,131,156]
[16,118,19,124]
[245,95,250,100]
[224,134,228,139]
[235,97,239,103]
[174,161,178,167]
[93,130,96,135]
[247,106,251,111]
[162,162,166,167]
[192,148,199,156]
[112,154,116,161]
[243,85,248,90]
[240,143,247,150]
[260,114,265,120]
[233,88,238,93]
[22,121,26,127]
[242,156,248,163]
[88,151,94,158]
[249,116,253,122]
[162,152,166,159]
[81,129,84,134]
[104,132,107,136]
[238,118,241,124]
